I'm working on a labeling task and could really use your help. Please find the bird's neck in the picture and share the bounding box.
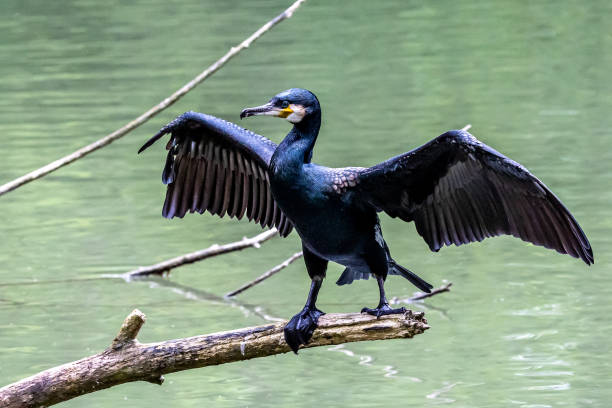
[273,111,321,172]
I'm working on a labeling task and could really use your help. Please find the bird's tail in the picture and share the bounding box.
[336,266,370,285]
[336,261,433,293]
[389,260,433,293]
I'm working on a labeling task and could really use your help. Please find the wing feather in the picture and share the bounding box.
[247,159,258,221]
[180,156,196,217]
[256,165,268,226]
[211,145,226,215]
[353,129,593,264]
[220,149,233,218]
[139,111,293,236]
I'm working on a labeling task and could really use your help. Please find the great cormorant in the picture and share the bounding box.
[138,88,593,353]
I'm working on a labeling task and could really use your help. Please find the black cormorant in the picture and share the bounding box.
[138,88,593,353]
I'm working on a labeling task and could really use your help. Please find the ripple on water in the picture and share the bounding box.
[503,330,558,341]
[510,349,573,397]
[511,352,570,368]
[326,344,422,382]
[515,371,574,377]
[526,383,571,391]
[426,382,459,403]
[511,304,562,316]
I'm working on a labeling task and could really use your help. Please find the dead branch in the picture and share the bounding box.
[225,251,303,297]
[0,308,429,408]
[0,0,307,197]
[122,228,278,279]
[410,282,453,301]
[390,282,453,305]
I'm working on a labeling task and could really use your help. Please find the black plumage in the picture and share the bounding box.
[139,88,593,353]
[355,131,593,263]
[139,111,293,236]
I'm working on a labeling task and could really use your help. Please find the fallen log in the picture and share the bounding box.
[0,309,428,408]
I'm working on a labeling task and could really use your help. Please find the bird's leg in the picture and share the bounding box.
[283,277,325,354]
[361,275,406,318]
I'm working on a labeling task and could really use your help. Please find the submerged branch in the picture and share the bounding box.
[0,308,428,408]
[0,0,308,197]
[225,251,303,297]
[122,229,278,279]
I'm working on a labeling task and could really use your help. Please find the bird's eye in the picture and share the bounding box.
[281,101,289,109]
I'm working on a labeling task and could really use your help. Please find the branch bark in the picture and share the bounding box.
[0,309,429,408]
[122,228,278,279]
[225,251,303,297]
[0,0,307,197]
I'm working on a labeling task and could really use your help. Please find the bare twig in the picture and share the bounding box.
[225,251,303,297]
[0,0,308,197]
[121,229,278,279]
[0,309,429,408]
[461,124,472,131]
[410,282,452,301]
[390,282,453,305]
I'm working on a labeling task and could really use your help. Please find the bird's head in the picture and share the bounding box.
[240,88,320,124]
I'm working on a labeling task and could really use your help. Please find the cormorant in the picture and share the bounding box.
[138,88,593,353]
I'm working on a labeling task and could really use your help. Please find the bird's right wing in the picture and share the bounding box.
[138,111,293,237]
[349,129,593,264]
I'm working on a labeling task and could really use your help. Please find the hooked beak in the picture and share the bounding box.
[240,102,293,119]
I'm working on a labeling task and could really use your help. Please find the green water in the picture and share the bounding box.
[1,0,611,406]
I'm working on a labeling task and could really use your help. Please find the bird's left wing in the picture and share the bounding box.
[138,111,293,236]
[349,129,593,264]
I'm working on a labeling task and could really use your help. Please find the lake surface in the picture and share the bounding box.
[1,0,611,406]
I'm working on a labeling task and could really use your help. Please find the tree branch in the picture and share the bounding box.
[225,251,303,297]
[0,0,307,197]
[0,309,428,408]
[409,282,452,301]
[389,282,453,306]
[111,309,146,349]
[121,228,278,279]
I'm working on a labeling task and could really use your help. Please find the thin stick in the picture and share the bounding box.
[122,229,278,279]
[0,309,429,408]
[0,0,307,197]
[389,282,452,306]
[461,124,472,131]
[410,282,452,301]
[225,251,303,297]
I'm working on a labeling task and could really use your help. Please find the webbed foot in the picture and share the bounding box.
[284,306,325,354]
[361,303,406,319]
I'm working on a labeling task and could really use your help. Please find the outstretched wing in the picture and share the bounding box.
[352,129,593,264]
[138,111,293,237]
